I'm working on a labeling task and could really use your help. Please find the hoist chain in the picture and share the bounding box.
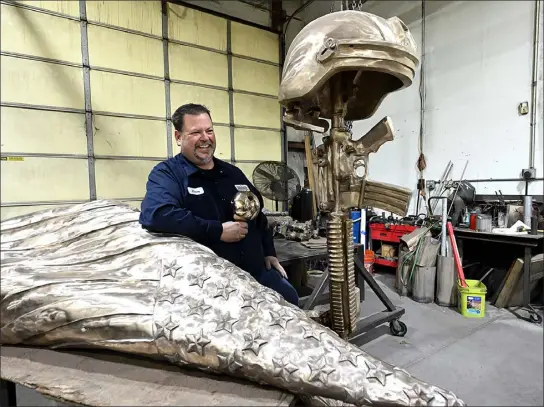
[334,0,364,13]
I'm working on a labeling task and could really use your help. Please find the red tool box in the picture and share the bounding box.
[369,223,417,268]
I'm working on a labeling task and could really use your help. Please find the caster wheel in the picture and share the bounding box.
[390,319,407,337]
[529,312,542,324]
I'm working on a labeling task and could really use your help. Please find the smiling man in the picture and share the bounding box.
[139,103,299,306]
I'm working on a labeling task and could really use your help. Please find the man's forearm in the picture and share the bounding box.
[140,204,223,245]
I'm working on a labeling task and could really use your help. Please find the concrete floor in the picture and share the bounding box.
[358,273,544,407]
[12,273,544,407]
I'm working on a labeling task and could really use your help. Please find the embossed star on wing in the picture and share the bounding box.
[186,272,210,289]
[241,293,265,310]
[154,315,179,340]
[185,329,211,356]
[218,350,243,373]
[162,260,182,278]
[300,322,325,342]
[365,360,392,386]
[155,286,182,304]
[307,355,335,385]
[213,281,237,300]
[272,356,299,381]
[242,330,268,356]
[404,385,435,405]
[334,343,361,367]
[213,311,239,333]
[186,298,212,317]
[269,309,294,329]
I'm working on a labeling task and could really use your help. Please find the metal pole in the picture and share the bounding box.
[441,197,447,257]
[529,0,542,169]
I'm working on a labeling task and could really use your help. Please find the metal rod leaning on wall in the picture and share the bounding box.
[79,0,97,201]
[162,0,173,158]
[529,0,542,169]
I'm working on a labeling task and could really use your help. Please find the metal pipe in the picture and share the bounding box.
[441,197,447,257]
[446,160,468,218]
[529,0,542,169]
[451,177,544,183]
[523,195,533,226]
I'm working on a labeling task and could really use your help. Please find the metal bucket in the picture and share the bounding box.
[436,255,457,307]
[412,266,436,303]
[475,214,492,232]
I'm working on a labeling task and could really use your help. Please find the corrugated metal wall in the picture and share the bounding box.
[1,0,282,220]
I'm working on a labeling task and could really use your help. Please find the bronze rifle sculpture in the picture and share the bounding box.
[279,9,417,340]
[0,10,465,407]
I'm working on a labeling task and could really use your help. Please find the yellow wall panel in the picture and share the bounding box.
[93,115,167,158]
[168,3,227,51]
[231,22,279,64]
[90,71,165,117]
[1,5,81,63]
[232,57,279,96]
[88,25,163,76]
[1,158,89,202]
[235,162,275,211]
[86,1,162,36]
[171,125,231,162]
[95,159,157,199]
[169,43,228,87]
[15,1,80,17]
[1,204,66,221]
[1,56,84,109]
[234,129,281,161]
[1,107,87,155]
[233,93,281,130]
[170,83,229,124]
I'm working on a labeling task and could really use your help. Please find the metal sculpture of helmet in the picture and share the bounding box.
[279,10,419,131]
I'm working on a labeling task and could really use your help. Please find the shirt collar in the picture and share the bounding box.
[176,154,228,177]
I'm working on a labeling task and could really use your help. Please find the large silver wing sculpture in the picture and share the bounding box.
[0,200,465,406]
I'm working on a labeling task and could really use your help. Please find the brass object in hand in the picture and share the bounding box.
[232,191,261,221]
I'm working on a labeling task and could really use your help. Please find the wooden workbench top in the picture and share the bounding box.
[0,346,293,406]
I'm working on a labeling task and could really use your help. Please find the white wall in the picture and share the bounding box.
[291,0,543,208]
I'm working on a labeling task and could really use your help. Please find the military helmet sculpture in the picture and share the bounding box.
[279,10,419,132]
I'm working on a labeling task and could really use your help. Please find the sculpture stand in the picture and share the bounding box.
[301,244,408,343]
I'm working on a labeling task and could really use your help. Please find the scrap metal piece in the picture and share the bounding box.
[0,200,465,406]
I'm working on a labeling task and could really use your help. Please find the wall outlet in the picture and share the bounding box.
[518,101,529,115]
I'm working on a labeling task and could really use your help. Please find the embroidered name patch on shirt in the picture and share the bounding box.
[188,187,204,195]
[235,184,250,192]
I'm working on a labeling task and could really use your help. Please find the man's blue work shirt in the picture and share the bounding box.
[139,154,276,277]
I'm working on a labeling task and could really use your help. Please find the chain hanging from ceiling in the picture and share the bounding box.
[337,0,365,11]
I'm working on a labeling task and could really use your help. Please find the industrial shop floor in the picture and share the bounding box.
[358,273,544,407]
[12,275,544,407]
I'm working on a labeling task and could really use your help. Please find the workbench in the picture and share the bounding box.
[453,228,544,322]
[274,238,328,265]
[0,346,293,407]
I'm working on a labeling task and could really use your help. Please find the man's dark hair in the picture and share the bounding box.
[172,103,212,132]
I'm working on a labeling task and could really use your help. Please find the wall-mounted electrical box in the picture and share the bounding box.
[518,101,529,115]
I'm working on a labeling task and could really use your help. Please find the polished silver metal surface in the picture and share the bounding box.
[0,200,465,406]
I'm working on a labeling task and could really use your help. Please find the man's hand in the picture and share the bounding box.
[265,256,288,279]
[221,221,248,242]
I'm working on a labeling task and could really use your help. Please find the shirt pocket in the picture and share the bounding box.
[184,190,218,220]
